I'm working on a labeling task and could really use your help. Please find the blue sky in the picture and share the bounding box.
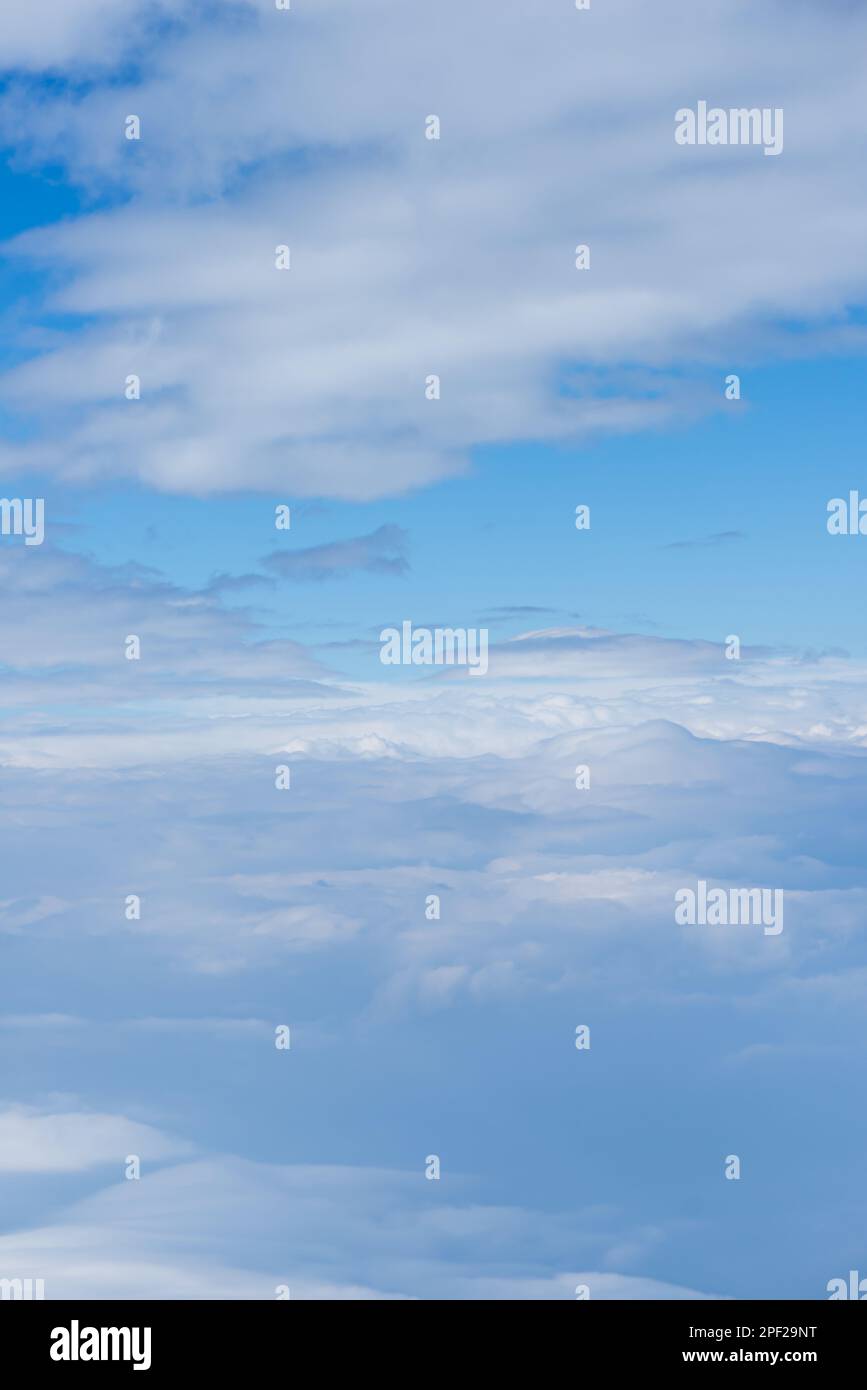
[1,0,867,1301]
[12,354,867,677]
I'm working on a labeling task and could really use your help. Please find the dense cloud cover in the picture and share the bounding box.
[1,0,866,1301]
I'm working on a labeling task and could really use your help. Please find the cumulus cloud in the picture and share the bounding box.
[0,544,863,1294]
[0,542,864,1005]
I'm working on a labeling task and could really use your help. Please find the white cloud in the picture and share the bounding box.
[0,1104,191,1173]
[1,544,867,771]
[0,1,189,71]
[0,545,863,996]
[1,1,866,494]
[0,1143,719,1299]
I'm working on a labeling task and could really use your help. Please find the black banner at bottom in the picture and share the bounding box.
[2,1299,863,1375]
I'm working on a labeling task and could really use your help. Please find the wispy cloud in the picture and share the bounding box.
[0,1131,719,1299]
[262,525,409,582]
[0,1104,190,1173]
[663,531,745,550]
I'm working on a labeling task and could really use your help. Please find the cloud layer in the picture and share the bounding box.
[2,0,867,494]
[2,0,866,1304]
